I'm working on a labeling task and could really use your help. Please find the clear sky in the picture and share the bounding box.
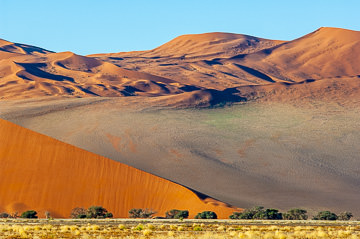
[1,0,359,55]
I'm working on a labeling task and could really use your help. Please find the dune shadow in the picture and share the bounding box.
[15,62,74,82]
[234,64,275,83]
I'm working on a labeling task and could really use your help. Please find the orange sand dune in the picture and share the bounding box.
[0,38,52,56]
[229,27,360,82]
[0,118,238,218]
[0,46,198,99]
[92,32,284,59]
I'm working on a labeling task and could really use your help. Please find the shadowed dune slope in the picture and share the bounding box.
[0,118,237,218]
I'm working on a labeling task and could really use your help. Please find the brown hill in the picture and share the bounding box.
[0,118,237,218]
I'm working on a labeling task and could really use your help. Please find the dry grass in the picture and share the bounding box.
[0,219,359,238]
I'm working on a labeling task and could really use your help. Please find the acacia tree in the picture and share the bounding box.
[313,211,338,220]
[165,209,189,219]
[129,208,156,218]
[283,208,308,220]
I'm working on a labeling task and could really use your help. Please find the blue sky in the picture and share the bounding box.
[1,0,359,55]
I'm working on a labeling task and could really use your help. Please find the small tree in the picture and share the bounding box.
[70,207,87,219]
[86,206,109,219]
[338,212,353,221]
[0,212,9,218]
[129,208,156,218]
[313,211,338,220]
[20,210,38,219]
[45,211,51,219]
[283,208,308,220]
[165,209,189,219]
[194,211,217,219]
[229,211,242,219]
[264,209,283,220]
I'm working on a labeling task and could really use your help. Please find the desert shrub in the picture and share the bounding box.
[313,211,338,220]
[0,212,9,218]
[194,211,217,219]
[283,208,308,220]
[105,212,113,218]
[70,207,87,219]
[44,211,51,219]
[86,206,111,219]
[165,209,189,219]
[338,211,353,221]
[229,212,242,219]
[129,208,156,218]
[230,206,282,220]
[263,209,282,219]
[20,210,38,219]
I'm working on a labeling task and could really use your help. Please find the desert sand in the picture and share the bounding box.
[0,118,237,218]
[0,27,360,217]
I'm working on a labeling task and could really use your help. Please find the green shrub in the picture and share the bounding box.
[0,212,9,218]
[283,208,308,220]
[86,206,111,219]
[70,206,113,219]
[313,211,338,220]
[165,209,189,219]
[230,206,282,220]
[20,210,38,219]
[194,211,217,219]
[129,208,156,218]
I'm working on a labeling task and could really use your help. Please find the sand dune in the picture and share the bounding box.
[0,118,237,218]
[0,38,52,56]
[228,27,360,82]
[1,27,360,217]
[2,97,360,216]
[0,46,202,99]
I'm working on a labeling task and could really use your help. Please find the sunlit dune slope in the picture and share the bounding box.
[0,118,238,218]
[91,33,285,88]
[228,27,360,82]
[92,32,284,59]
[0,47,200,99]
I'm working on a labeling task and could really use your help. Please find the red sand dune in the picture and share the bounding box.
[0,118,238,218]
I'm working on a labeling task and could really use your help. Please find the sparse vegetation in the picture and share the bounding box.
[194,211,217,219]
[70,207,87,219]
[70,206,113,219]
[86,206,113,219]
[338,211,353,221]
[20,210,38,219]
[230,206,282,220]
[129,208,156,218]
[165,209,189,219]
[313,211,338,220]
[0,219,359,238]
[283,208,308,220]
[0,212,9,218]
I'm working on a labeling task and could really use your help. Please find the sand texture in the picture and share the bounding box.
[0,118,237,218]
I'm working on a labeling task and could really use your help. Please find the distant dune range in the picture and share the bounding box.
[1,27,360,217]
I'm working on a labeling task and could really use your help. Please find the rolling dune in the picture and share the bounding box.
[0,118,237,218]
[1,27,360,218]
